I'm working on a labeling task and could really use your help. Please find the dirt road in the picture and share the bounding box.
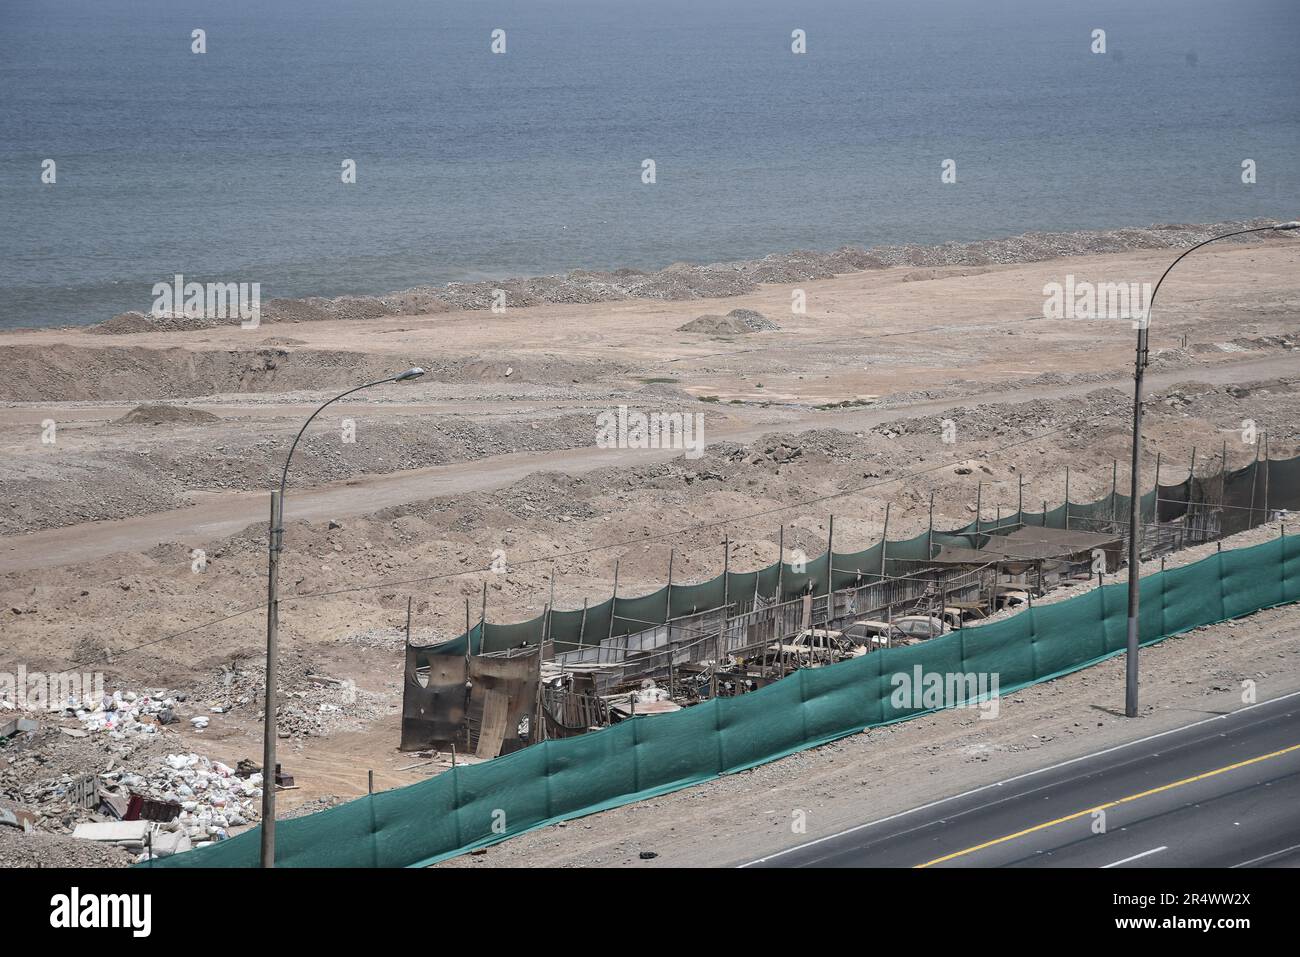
[4,352,1295,574]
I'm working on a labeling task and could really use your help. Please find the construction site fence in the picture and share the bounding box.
[146,530,1300,868]
[545,562,986,694]
[418,452,1300,660]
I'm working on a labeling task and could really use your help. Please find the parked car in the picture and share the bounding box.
[761,628,863,667]
[843,615,951,648]
[993,588,1030,611]
[842,620,895,646]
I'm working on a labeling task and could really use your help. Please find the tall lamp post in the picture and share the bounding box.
[1124,222,1297,718]
[261,367,425,867]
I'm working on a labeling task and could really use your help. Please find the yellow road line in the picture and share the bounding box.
[915,741,1300,868]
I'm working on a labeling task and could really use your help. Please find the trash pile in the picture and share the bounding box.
[72,690,184,737]
[99,753,262,849]
[193,654,391,738]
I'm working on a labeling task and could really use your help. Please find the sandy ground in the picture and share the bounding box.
[1,228,1297,863]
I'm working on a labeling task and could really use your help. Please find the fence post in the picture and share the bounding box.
[607,559,620,642]
[777,525,786,678]
[1110,459,1118,527]
[879,505,889,579]
[927,492,935,561]
[1263,431,1271,524]
[717,536,729,698]
[664,550,674,650]
[1064,468,1070,530]
[1153,451,1162,529]
[1221,439,1229,532]
[825,515,835,634]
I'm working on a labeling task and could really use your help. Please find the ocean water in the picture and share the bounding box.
[1,0,1297,329]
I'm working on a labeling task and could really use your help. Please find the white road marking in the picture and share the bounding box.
[1102,846,1167,868]
[738,689,1300,867]
[1231,843,1300,868]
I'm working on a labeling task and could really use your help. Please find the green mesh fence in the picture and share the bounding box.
[145,532,1300,869]
[416,456,1257,659]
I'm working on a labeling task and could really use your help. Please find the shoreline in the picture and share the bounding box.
[9,217,1287,338]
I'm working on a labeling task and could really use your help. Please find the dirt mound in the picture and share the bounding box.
[113,404,221,426]
[88,311,217,335]
[0,343,617,402]
[678,309,779,335]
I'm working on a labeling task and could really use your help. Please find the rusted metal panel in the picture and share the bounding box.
[467,654,538,756]
[399,645,468,752]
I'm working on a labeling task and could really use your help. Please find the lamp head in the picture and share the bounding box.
[395,367,426,381]
[1272,221,1300,231]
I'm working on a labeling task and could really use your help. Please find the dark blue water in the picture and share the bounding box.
[2,0,1297,329]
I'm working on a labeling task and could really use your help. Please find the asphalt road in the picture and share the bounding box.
[743,691,1300,868]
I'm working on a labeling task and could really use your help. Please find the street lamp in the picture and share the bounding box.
[1124,222,1297,718]
[261,367,425,866]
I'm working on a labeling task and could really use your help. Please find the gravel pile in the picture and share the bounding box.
[678,309,779,335]
[113,404,221,426]
[0,823,136,868]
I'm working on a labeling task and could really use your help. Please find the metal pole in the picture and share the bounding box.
[1124,322,1146,719]
[1248,440,1260,529]
[776,526,785,601]
[1153,452,1161,526]
[975,483,982,536]
[1263,431,1271,524]
[257,366,424,868]
[927,492,935,560]
[777,526,785,678]
[1064,468,1070,530]
[825,516,835,659]
[1017,475,1024,527]
[717,536,729,697]
[879,504,890,578]
[260,490,281,868]
[607,560,620,641]
[1221,439,1228,516]
[1110,459,1118,527]
[537,603,549,742]
[664,550,674,626]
